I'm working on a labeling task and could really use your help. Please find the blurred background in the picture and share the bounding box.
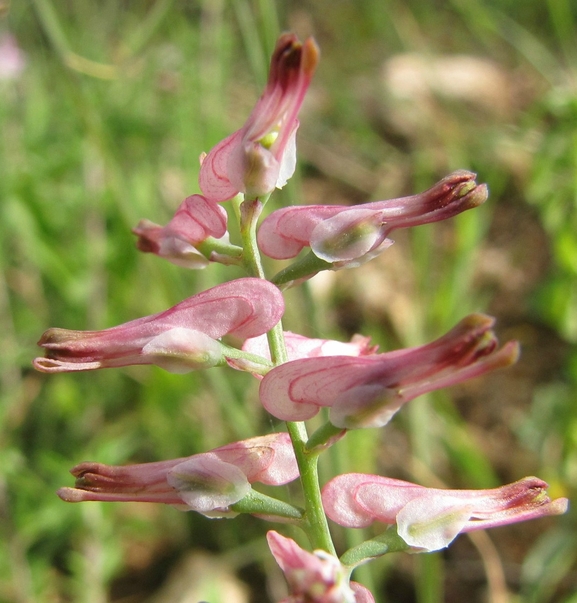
[1,0,576,601]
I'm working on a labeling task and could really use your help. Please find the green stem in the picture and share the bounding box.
[340,528,409,570]
[238,197,336,555]
[197,237,243,265]
[288,421,337,555]
[239,199,266,278]
[219,343,273,373]
[306,422,347,454]
[271,251,333,288]
[230,489,305,523]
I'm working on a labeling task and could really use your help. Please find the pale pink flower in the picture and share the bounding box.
[258,171,487,266]
[243,332,377,361]
[228,331,378,375]
[259,314,519,428]
[267,530,362,603]
[322,474,569,552]
[133,194,228,269]
[0,34,26,80]
[58,434,298,517]
[199,33,319,202]
[34,278,284,374]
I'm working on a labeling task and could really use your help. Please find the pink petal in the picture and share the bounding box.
[350,582,376,603]
[258,205,340,259]
[243,332,377,362]
[199,130,244,202]
[168,194,228,240]
[211,433,299,485]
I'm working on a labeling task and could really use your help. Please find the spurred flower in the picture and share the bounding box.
[58,434,299,517]
[199,33,319,202]
[258,171,487,266]
[322,474,569,552]
[259,314,518,428]
[267,531,372,603]
[133,194,228,269]
[34,278,284,374]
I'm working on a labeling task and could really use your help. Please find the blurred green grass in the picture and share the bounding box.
[1,1,576,602]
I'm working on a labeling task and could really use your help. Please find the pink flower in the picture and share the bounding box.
[259,314,519,428]
[34,278,284,373]
[199,33,319,202]
[267,531,369,603]
[257,171,487,266]
[322,474,569,552]
[58,434,298,517]
[133,194,228,269]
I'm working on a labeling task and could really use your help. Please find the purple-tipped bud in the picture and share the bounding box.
[259,314,518,428]
[199,34,319,202]
[322,474,568,552]
[57,434,299,517]
[34,278,284,374]
[258,171,488,266]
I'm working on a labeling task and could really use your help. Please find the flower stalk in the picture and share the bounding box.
[238,191,336,555]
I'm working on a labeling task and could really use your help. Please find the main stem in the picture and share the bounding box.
[239,198,336,555]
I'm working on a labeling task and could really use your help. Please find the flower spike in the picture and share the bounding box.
[258,170,487,266]
[58,434,299,518]
[322,474,568,552]
[199,33,319,202]
[259,314,518,428]
[34,278,284,374]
